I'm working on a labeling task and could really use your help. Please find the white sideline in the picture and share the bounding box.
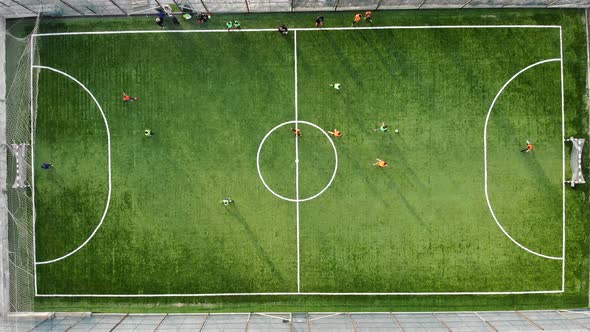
[32,65,112,265]
[33,25,566,297]
[32,25,561,37]
[35,290,563,297]
[483,58,563,261]
[294,30,301,293]
[559,26,566,291]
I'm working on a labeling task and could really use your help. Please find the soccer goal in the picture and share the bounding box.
[3,16,40,313]
[565,137,585,187]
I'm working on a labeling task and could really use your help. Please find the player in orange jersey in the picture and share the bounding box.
[329,129,342,138]
[521,140,533,153]
[373,159,388,168]
[292,128,301,137]
[122,92,138,103]
[352,13,362,27]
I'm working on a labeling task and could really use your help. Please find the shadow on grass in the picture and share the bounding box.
[225,204,289,287]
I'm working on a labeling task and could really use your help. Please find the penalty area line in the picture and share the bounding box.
[32,65,112,266]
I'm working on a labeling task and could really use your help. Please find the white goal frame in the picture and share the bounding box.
[31,24,567,297]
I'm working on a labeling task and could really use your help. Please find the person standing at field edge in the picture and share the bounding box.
[365,10,373,23]
[315,16,324,28]
[352,13,362,27]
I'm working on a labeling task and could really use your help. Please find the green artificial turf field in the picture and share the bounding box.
[20,8,590,311]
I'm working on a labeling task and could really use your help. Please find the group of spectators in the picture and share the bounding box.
[154,10,373,31]
[155,5,211,28]
[313,11,373,28]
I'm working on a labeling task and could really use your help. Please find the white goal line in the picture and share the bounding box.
[32,25,561,37]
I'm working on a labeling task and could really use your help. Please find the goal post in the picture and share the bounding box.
[3,16,40,313]
[565,137,585,187]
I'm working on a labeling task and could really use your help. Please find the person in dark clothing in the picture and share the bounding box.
[197,13,210,23]
[315,16,324,27]
[278,24,288,35]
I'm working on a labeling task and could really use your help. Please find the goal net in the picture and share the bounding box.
[4,17,40,313]
[565,137,585,187]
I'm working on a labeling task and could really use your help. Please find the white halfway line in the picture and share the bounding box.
[32,25,561,37]
[294,29,301,293]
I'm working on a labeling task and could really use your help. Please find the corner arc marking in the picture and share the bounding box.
[484,58,563,261]
[33,65,112,265]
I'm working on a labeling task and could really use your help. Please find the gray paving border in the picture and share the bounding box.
[0,15,9,316]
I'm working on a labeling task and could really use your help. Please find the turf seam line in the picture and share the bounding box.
[483,58,564,261]
[32,25,562,37]
[32,65,112,266]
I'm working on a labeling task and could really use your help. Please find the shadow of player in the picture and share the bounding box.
[226,205,289,286]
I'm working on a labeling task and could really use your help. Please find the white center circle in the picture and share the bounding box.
[256,120,338,202]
